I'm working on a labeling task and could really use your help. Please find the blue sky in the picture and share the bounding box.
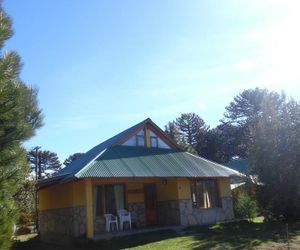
[4,0,300,161]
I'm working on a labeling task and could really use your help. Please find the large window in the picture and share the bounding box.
[190,180,219,208]
[95,184,125,216]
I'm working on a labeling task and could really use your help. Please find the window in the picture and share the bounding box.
[136,135,145,146]
[95,184,125,216]
[95,186,104,216]
[191,180,219,208]
[150,136,158,148]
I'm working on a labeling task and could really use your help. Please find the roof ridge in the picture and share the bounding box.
[74,148,108,178]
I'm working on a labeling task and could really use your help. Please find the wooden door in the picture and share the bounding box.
[144,183,158,226]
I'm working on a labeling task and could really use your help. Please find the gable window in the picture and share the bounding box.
[190,179,219,208]
[136,135,145,146]
[150,136,158,148]
[95,184,125,216]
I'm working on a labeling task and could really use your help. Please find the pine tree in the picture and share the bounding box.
[0,5,42,248]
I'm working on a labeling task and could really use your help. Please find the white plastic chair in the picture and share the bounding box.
[104,214,118,232]
[118,209,132,231]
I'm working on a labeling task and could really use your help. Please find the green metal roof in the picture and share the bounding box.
[56,119,148,178]
[39,119,241,187]
[75,146,240,178]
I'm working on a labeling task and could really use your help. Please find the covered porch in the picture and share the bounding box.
[84,177,189,239]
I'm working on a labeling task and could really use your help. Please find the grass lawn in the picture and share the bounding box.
[13,220,300,250]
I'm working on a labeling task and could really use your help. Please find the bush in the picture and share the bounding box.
[19,212,34,226]
[234,193,258,220]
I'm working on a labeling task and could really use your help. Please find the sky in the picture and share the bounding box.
[3,0,300,162]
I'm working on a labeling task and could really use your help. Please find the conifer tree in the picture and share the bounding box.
[0,4,42,248]
[63,152,83,167]
[250,98,300,219]
[175,113,208,146]
[27,149,61,179]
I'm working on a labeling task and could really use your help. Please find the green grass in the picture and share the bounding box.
[13,220,300,250]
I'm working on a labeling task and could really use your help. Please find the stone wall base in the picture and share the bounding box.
[179,197,234,226]
[157,200,180,225]
[128,202,146,228]
[39,206,86,242]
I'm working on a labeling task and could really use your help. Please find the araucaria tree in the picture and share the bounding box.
[175,113,208,146]
[223,88,285,158]
[27,149,61,179]
[0,5,43,249]
[165,113,209,155]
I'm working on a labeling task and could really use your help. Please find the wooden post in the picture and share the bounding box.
[85,178,94,239]
[145,127,150,147]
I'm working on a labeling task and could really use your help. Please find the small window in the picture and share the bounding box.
[136,135,145,146]
[191,180,219,208]
[150,136,158,148]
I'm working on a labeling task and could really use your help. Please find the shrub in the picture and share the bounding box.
[234,193,258,220]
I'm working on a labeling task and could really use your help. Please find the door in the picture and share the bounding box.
[144,183,158,226]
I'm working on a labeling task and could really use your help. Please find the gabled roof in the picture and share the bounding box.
[57,118,148,177]
[38,118,241,188]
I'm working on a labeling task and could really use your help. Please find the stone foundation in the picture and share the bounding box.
[157,200,180,225]
[39,206,85,243]
[179,197,234,226]
[128,202,146,228]
[94,216,106,234]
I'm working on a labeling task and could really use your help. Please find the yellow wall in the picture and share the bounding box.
[38,180,85,210]
[38,182,73,210]
[177,178,191,199]
[72,180,85,206]
[156,178,179,201]
[217,177,231,197]
[127,181,144,203]
[38,177,232,211]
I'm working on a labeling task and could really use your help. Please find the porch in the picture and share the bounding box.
[85,177,187,238]
[93,225,183,240]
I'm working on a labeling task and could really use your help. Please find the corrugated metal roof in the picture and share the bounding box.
[39,118,242,188]
[76,146,240,178]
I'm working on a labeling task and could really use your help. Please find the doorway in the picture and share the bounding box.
[144,183,158,226]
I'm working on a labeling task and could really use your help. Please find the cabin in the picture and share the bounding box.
[37,118,240,243]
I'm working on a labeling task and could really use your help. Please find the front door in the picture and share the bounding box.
[144,183,158,226]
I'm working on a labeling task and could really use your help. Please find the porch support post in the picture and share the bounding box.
[85,178,94,239]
